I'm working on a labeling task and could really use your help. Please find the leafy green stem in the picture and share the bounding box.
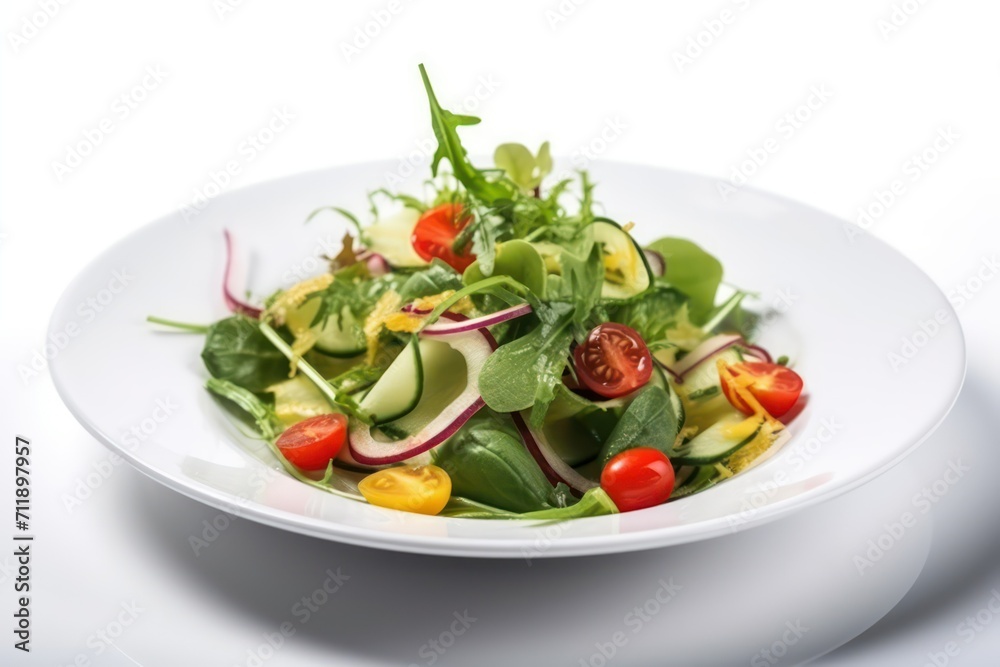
[204,378,365,502]
[258,322,371,423]
[146,315,209,333]
[420,275,531,330]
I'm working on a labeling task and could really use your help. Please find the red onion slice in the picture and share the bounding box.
[350,398,487,465]
[643,249,666,278]
[421,303,532,336]
[222,230,262,319]
[348,322,494,465]
[363,252,391,277]
[742,343,774,363]
[512,412,599,495]
[659,333,743,382]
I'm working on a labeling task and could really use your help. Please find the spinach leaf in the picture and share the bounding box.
[431,412,557,513]
[597,384,678,466]
[463,239,548,297]
[399,260,464,300]
[201,317,291,392]
[608,286,687,343]
[647,237,723,324]
[478,301,575,425]
[419,64,514,204]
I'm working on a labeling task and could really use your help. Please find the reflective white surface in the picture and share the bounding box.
[48,160,965,557]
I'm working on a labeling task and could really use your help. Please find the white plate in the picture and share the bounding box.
[49,160,965,558]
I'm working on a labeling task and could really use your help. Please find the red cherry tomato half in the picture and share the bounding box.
[600,447,675,512]
[573,323,653,398]
[275,414,348,471]
[410,203,475,272]
[720,361,804,418]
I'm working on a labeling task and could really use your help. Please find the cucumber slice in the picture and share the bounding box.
[359,336,423,425]
[286,298,366,358]
[591,219,653,300]
[312,307,367,357]
[676,347,743,398]
[670,414,763,465]
[376,338,470,437]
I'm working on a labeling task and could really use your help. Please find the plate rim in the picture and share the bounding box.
[48,159,968,558]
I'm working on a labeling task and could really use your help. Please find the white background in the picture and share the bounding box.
[2,0,999,665]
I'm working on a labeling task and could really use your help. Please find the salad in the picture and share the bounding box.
[150,65,805,520]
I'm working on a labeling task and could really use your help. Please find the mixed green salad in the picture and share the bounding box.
[151,65,804,520]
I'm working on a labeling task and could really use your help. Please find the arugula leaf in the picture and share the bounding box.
[440,486,618,519]
[478,301,575,426]
[494,142,553,194]
[201,317,292,392]
[308,264,404,328]
[205,377,281,439]
[419,64,514,203]
[647,237,723,324]
[431,411,557,513]
[597,384,678,466]
[547,243,603,325]
[205,378,366,502]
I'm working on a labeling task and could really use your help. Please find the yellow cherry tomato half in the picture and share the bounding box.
[358,465,452,516]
